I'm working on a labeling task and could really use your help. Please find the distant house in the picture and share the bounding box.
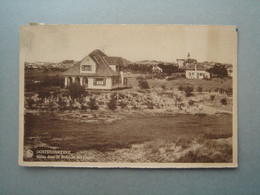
[152,65,163,73]
[185,63,210,79]
[226,65,233,77]
[63,49,128,90]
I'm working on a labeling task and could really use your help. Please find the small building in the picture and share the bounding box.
[226,65,233,77]
[63,49,128,90]
[152,65,163,73]
[185,63,210,79]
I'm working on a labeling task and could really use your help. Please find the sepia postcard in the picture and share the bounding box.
[19,24,237,168]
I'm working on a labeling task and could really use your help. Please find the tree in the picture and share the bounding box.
[87,97,99,110]
[208,64,228,78]
[68,83,86,100]
[184,86,194,97]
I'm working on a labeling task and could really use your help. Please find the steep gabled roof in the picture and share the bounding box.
[64,49,118,77]
[105,56,124,66]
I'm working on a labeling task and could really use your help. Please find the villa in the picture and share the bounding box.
[185,63,211,79]
[63,50,128,90]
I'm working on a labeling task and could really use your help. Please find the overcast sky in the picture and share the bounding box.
[20,25,237,64]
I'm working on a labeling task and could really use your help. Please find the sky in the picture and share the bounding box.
[20,25,237,64]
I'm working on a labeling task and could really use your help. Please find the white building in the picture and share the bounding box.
[226,65,233,77]
[185,64,210,79]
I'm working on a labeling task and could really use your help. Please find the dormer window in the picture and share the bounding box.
[81,65,92,71]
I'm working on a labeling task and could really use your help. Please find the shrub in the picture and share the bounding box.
[138,79,150,89]
[219,88,225,94]
[210,95,215,101]
[87,97,99,110]
[161,84,167,91]
[136,76,144,81]
[119,101,127,109]
[178,86,183,91]
[166,76,177,81]
[188,100,195,106]
[227,88,233,96]
[220,98,227,105]
[184,86,193,97]
[68,83,86,99]
[146,101,155,109]
[176,97,182,102]
[107,98,117,110]
[153,72,167,79]
[197,86,203,92]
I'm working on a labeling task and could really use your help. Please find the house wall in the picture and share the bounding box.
[88,77,113,90]
[65,76,128,90]
[186,70,210,79]
[80,56,96,74]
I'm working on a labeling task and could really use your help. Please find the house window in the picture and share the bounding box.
[94,78,106,86]
[81,65,92,71]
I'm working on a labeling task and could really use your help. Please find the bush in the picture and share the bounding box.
[166,76,177,81]
[188,100,195,106]
[219,88,225,94]
[146,101,155,109]
[119,101,127,109]
[227,88,233,96]
[153,72,167,79]
[87,97,99,110]
[184,86,193,97]
[68,83,87,99]
[107,98,117,111]
[138,79,150,89]
[220,98,227,105]
[197,86,203,92]
[210,95,215,101]
[176,97,182,102]
[161,84,167,91]
[178,86,183,91]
